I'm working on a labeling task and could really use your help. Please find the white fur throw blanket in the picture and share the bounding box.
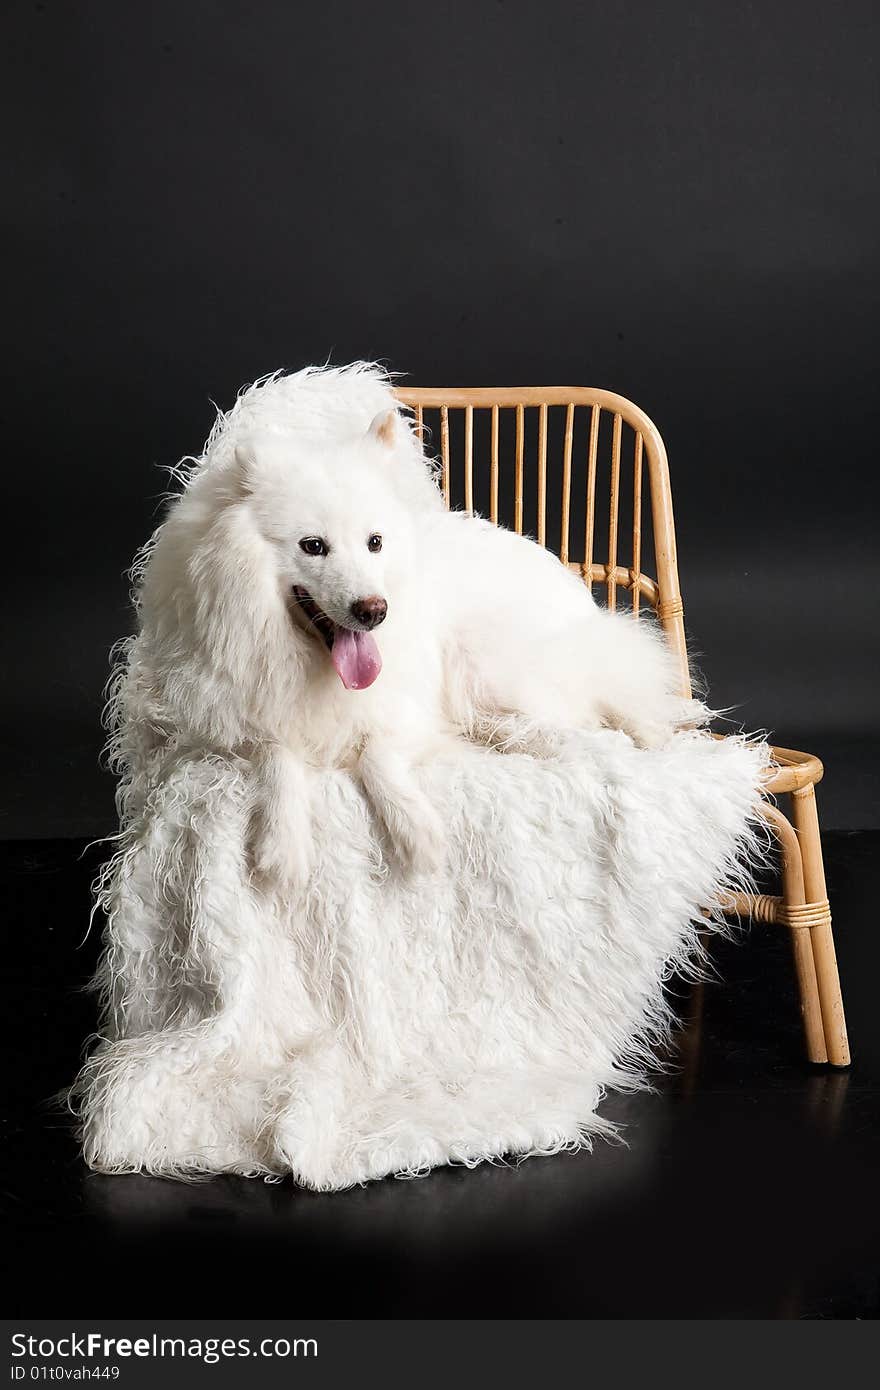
[75,728,764,1189]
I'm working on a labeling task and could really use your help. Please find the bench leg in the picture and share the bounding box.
[790,785,851,1067]
[763,802,827,1064]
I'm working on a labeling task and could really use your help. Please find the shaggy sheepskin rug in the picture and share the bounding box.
[75,729,765,1189]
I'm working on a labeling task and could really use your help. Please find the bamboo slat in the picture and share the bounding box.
[440,405,450,507]
[515,404,524,535]
[464,405,474,514]
[561,402,574,564]
[413,403,423,444]
[490,404,499,524]
[537,403,548,546]
[607,413,622,610]
[632,432,643,618]
[585,404,599,586]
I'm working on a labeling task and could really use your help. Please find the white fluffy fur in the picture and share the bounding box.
[73,363,767,1188]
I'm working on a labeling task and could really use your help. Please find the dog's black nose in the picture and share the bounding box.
[350,596,387,629]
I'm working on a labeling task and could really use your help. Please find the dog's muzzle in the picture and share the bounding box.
[290,586,384,691]
[350,596,387,630]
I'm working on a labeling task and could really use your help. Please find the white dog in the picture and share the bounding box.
[112,363,698,889]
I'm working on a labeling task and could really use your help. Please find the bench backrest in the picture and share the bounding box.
[394,386,691,697]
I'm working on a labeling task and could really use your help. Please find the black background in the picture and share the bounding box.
[4,3,880,1322]
[4,0,878,835]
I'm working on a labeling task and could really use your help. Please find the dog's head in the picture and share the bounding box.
[233,408,418,690]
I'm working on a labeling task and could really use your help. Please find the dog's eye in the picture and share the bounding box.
[299,537,328,557]
[367,534,382,553]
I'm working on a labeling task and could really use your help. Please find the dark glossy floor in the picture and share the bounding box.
[3,833,879,1319]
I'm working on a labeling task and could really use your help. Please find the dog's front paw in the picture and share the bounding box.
[398,827,446,877]
[251,820,313,895]
[386,798,447,877]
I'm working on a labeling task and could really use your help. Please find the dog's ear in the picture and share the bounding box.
[366,409,398,449]
[234,437,260,482]
[233,433,283,495]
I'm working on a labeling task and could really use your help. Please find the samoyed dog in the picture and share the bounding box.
[113,363,698,887]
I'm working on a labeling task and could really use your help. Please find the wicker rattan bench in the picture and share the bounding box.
[395,385,849,1068]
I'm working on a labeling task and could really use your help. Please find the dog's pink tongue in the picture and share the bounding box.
[331,628,382,690]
